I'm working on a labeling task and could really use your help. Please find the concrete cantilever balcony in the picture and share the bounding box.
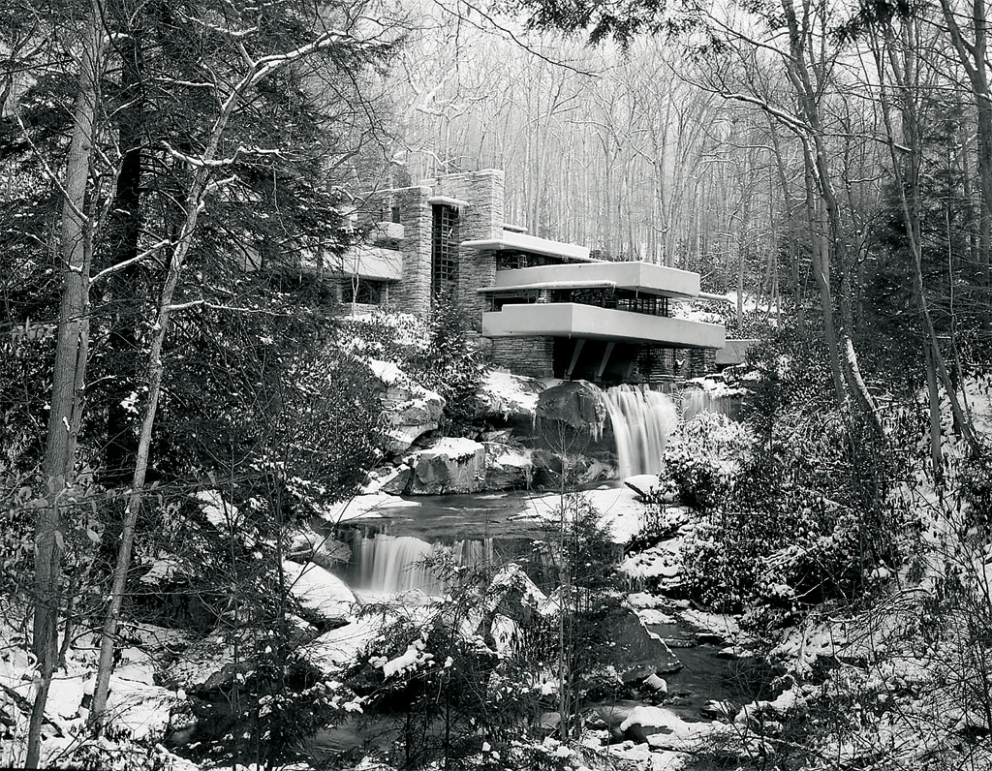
[482,302,726,350]
[489,260,702,298]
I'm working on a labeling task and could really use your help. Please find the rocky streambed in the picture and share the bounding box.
[299,485,785,769]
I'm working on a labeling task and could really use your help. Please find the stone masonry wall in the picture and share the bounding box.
[390,186,432,318]
[636,347,678,384]
[491,336,555,378]
[421,170,504,329]
[688,348,716,377]
[459,248,497,329]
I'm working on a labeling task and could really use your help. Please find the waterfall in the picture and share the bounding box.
[345,532,495,596]
[355,534,444,595]
[679,386,742,422]
[603,385,679,479]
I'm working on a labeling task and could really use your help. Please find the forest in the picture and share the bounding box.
[1,0,991,769]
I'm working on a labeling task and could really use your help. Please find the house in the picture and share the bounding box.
[338,169,725,383]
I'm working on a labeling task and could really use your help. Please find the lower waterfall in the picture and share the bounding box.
[603,384,679,479]
[345,531,494,596]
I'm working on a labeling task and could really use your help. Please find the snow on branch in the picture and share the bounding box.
[152,77,218,90]
[166,299,292,315]
[719,92,810,136]
[189,16,259,39]
[162,141,290,169]
[91,239,172,283]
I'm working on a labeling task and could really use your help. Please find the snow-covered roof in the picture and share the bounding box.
[477,279,617,293]
[427,195,469,209]
[338,245,403,281]
[461,230,593,262]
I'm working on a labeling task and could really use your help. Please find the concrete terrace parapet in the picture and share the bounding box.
[482,303,726,350]
[488,261,701,299]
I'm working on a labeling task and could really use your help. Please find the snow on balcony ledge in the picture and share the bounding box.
[461,230,593,262]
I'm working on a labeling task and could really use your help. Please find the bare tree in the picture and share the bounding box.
[24,2,105,765]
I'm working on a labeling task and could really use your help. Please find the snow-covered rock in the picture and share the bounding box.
[164,635,240,691]
[300,616,383,674]
[736,686,806,727]
[321,491,420,522]
[523,484,648,544]
[287,528,351,564]
[97,676,184,741]
[164,624,304,692]
[643,673,668,696]
[535,380,608,440]
[407,437,486,494]
[362,464,412,495]
[283,560,356,623]
[475,370,547,424]
[113,646,157,686]
[621,705,683,742]
[642,709,737,752]
[483,441,533,490]
[48,672,88,721]
[488,563,549,614]
[370,359,445,454]
[599,704,743,754]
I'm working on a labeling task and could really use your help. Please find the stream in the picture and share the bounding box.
[321,490,766,716]
[302,382,763,760]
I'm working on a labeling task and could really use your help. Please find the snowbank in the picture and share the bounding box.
[283,560,356,622]
[522,482,648,543]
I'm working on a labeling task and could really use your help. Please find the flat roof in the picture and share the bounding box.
[336,245,403,281]
[427,195,470,209]
[461,230,593,262]
[482,303,725,349]
[478,280,617,293]
[491,261,701,299]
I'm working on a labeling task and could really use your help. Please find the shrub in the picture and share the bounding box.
[677,327,910,626]
[338,302,488,436]
[663,412,754,511]
[416,299,488,435]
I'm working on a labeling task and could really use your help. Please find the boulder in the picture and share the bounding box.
[165,620,313,692]
[283,560,356,624]
[620,705,679,743]
[299,615,384,675]
[609,610,684,680]
[531,449,614,489]
[483,441,533,490]
[620,706,736,750]
[287,528,351,565]
[362,464,412,495]
[164,633,246,691]
[369,359,445,454]
[590,700,644,742]
[97,677,185,741]
[407,437,486,494]
[487,563,548,619]
[535,380,608,444]
[643,673,668,696]
[475,370,547,426]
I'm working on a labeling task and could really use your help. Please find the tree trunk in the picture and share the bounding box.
[90,126,224,730]
[940,0,992,288]
[28,4,103,766]
[102,25,145,487]
[802,157,846,406]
